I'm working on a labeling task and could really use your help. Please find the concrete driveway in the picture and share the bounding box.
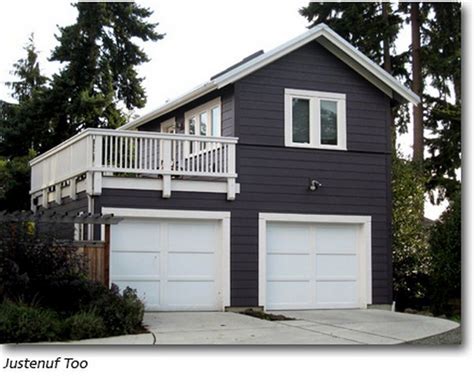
[70,309,459,345]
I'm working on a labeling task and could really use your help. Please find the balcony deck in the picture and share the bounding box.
[30,128,238,208]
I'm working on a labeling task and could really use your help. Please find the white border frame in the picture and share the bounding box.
[184,97,221,137]
[284,88,347,151]
[102,207,231,311]
[258,213,372,310]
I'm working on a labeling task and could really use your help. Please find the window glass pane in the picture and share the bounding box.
[211,106,221,136]
[188,117,196,135]
[199,112,208,136]
[320,100,338,145]
[292,98,310,143]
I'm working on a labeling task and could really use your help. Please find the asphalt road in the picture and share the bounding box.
[406,326,461,345]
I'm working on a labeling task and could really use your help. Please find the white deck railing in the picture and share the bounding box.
[30,128,238,203]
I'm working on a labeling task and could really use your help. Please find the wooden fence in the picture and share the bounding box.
[76,240,109,285]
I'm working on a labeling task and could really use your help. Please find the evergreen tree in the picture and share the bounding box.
[0,35,49,157]
[0,35,48,210]
[299,2,409,140]
[45,2,163,146]
[423,3,461,203]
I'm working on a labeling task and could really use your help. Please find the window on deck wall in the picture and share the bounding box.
[184,98,221,137]
[284,89,346,150]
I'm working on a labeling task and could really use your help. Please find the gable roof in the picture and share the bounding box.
[120,23,420,131]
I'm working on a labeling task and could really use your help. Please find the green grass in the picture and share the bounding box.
[239,308,295,321]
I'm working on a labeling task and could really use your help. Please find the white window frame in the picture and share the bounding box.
[184,97,221,137]
[160,117,176,133]
[284,89,347,150]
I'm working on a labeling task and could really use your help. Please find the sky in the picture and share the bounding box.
[0,0,449,219]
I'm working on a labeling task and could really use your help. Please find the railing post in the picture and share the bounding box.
[162,138,172,198]
[91,134,103,196]
[227,143,236,201]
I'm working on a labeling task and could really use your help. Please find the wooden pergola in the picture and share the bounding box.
[0,210,122,225]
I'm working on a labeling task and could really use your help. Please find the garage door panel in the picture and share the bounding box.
[111,251,160,277]
[267,281,312,309]
[112,221,160,252]
[267,223,311,253]
[266,220,363,310]
[314,224,358,254]
[315,254,357,278]
[114,280,161,309]
[267,253,310,279]
[315,281,357,306]
[167,252,215,277]
[168,221,216,252]
[111,218,221,311]
[165,281,217,309]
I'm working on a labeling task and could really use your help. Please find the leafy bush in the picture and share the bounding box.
[88,284,145,336]
[0,301,61,343]
[392,154,431,310]
[62,311,106,341]
[429,192,461,315]
[0,222,87,304]
[0,222,145,342]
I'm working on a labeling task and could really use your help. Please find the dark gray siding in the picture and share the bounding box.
[231,40,393,304]
[235,41,391,153]
[71,39,393,306]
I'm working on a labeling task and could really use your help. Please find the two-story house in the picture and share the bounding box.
[29,24,420,312]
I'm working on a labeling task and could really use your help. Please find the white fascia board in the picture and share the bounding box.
[119,81,217,130]
[319,27,420,105]
[215,24,419,105]
[120,23,419,131]
[215,25,326,88]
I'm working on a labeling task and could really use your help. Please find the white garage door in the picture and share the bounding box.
[110,218,221,311]
[266,222,361,310]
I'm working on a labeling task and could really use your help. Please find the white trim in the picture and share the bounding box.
[258,212,372,310]
[284,89,347,150]
[101,176,241,194]
[160,117,176,133]
[118,24,419,131]
[103,207,231,310]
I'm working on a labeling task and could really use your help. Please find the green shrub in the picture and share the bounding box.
[40,278,106,315]
[63,311,106,341]
[0,301,61,343]
[429,192,461,315]
[0,222,87,304]
[89,284,145,336]
[392,154,431,310]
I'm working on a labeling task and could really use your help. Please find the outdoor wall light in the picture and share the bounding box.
[308,179,322,191]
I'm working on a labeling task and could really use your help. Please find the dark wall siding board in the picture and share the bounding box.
[96,143,391,305]
[235,41,391,154]
[37,191,89,240]
[84,39,393,307]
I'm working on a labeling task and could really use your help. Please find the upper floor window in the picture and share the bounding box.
[160,117,176,133]
[184,98,221,138]
[284,89,346,150]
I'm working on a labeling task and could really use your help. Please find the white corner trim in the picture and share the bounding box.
[258,212,372,310]
[103,207,231,309]
[101,176,240,194]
